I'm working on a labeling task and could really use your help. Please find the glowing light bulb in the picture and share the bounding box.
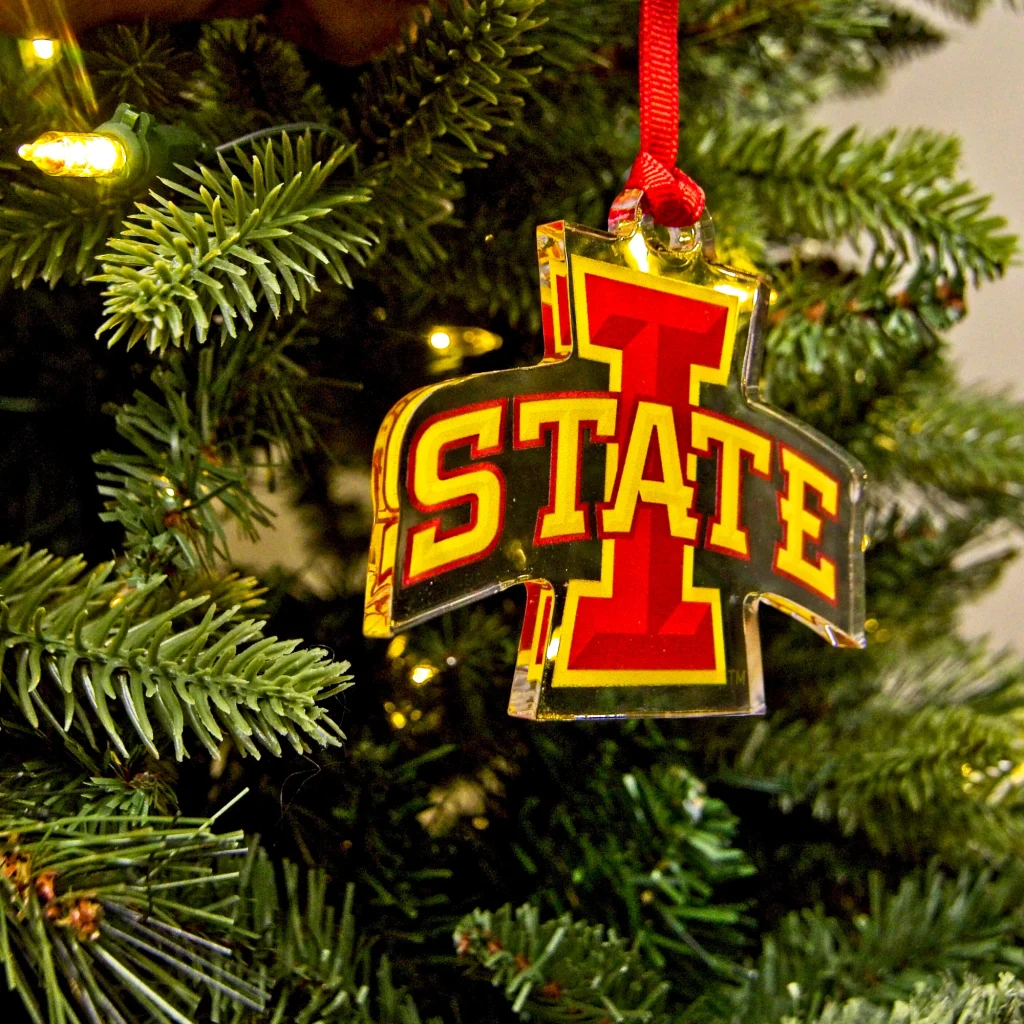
[429,330,452,351]
[18,131,127,178]
[19,37,60,66]
[410,663,436,685]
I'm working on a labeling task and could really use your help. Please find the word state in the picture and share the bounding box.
[365,204,866,720]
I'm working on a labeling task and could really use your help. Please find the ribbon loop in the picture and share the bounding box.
[624,0,705,228]
[626,152,705,229]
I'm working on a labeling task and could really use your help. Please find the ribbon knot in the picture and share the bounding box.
[619,0,705,228]
[626,151,705,228]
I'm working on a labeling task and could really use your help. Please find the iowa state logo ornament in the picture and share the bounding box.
[364,192,867,720]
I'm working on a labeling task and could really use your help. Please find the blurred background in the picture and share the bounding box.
[815,0,1023,649]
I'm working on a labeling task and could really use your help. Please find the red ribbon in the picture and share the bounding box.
[624,0,705,227]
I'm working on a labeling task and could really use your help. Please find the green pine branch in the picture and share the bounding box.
[534,762,755,988]
[679,0,946,116]
[810,975,1024,1024]
[856,635,1024,720]
[192,18,335,138]
[0,772,263,1024]
[406,71,631,329]
[852,379,1024,527]
[699,124,1017,282]
[454,902,673,1022]
[0,174,133,290]
[349,0,545,270]
[761,259,958,433]
[93,132,371,352]
[0,20,332,297]
[94,387,273,578]
[865,510,1015,643]
[82,22,199,120]
[0,24,184,291]
[731,867,1024,1024]
[94,316,318,576]
[212,850,426,1024]
[0,756,181,820]
[354,0,542,174]
[92,0,546,352]
[133,570,268,627]
[0,544,350,762]
[733,666,1024,864]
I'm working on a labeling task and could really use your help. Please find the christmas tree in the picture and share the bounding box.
[1,1,1023,1022]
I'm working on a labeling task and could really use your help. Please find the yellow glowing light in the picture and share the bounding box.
[429,330,452,351]
[627,232,650,273]
[31,38,56,59]
[390,711,408,729]
[410,663,436,685]
[386,635,408,659]
[461,327,502,355]
[18,131,127,178]
[545,636,560,660]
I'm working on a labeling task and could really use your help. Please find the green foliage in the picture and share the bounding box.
[390,0,632,326]
[809,975,1024,1024]
[733,867,1024,1024]
[0,757,181,820]
[355,0,540,170]
[412,65,630,329]
[351,0,545,269]
[94,316,317,575]
[397,607,518,720]
[865,511,1014,642]
[0,25,177,291]
[0,544,349,761]
[83,23,198,120]
[852,380,1024,527]
[327,738,459,927]
[454,902,673,1022]
[535,761,755,986]
[678,0,946,117]
[700,124,1016,282]
[0,174,133,290]
[92,0,547,352]
[213,850,426,1024]
[193,19,334,137]
[762,260,958,433]
[94,133,370,352]
[0,771,262,1024]
[94,385,271,578]
[734,654,1024,864]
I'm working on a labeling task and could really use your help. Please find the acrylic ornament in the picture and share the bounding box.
[364,190,867,720]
